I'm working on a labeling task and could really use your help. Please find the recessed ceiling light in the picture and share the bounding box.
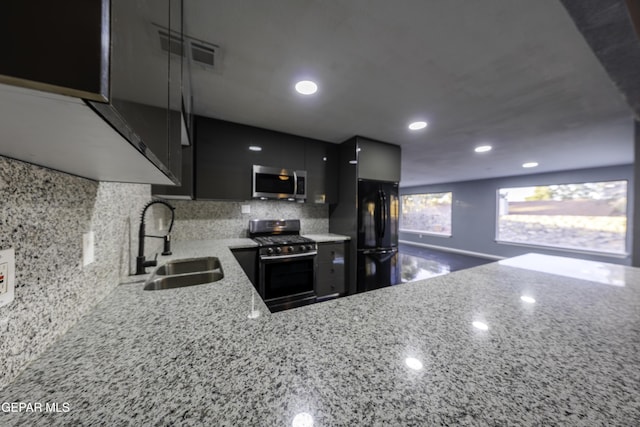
[522,162,538,168]
[520,295,536,304]
[405,357,423,370]
[472,321,489,331]
[408,121,428,131]
[475,145,492,153]
[295,80,318,95]
[248,146,262,152]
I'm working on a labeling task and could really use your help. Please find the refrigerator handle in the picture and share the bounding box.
[377,189,384,239]
[380,190,387,238]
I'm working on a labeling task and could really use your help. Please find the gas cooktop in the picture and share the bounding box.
[252,235,314,247]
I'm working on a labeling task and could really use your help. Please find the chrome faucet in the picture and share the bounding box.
[135,200,175,275]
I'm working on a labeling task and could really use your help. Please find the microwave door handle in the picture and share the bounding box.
[293,171,298,197]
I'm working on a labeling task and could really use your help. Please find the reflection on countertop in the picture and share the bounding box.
[499,253,627,286]
[2,242,640,426]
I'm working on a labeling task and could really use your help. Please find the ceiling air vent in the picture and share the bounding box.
[155,24,220,71]
[189,40,218,69]
[158,30,184,57]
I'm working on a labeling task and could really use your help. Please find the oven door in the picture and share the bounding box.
[259,252,316,311]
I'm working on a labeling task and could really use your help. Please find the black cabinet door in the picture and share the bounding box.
[87,0,181,184]
[195,117,310,200]
[152,144,193,199]
[316,242,347,298]
[0,0,109,101]
[357,137,401,183]
[305,141,338,204]
[0,0,183,185]
[231,248,258,287]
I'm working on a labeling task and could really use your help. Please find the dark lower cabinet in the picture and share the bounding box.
[231,248,258,287]
[315,241,348,299]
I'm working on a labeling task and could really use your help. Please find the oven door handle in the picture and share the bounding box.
[260,251,318,261]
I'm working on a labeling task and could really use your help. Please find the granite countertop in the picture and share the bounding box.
[2,241,640,426]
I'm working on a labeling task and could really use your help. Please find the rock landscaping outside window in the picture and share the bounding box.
[497,181,627,254]
[400,192,452,236]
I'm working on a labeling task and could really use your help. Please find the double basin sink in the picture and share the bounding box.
[143,257,224,291]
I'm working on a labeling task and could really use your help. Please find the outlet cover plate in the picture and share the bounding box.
[0,248,15,308]
[83,231,95,267]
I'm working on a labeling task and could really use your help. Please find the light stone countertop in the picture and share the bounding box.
[2,241,640,426]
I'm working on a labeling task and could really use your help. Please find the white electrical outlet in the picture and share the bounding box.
[82,231,95,267]
[157,217,165,231]
[0,248,15,308]
[241,205,251,214]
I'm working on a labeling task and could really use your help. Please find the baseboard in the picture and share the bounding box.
[399,240,504,261]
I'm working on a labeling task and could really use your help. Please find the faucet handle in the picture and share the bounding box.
[162,235,172,256]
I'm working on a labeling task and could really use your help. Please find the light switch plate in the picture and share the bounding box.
[82,231,95,267]
[241,205,251,214]
[0,248,15,308]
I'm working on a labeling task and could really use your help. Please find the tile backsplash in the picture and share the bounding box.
[169,199,329,241]
[0,155,160,389]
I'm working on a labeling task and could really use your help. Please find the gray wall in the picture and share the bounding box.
[0,155,161,389]
[400,165,634,265]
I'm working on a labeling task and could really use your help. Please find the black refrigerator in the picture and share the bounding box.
[357,180,401,293]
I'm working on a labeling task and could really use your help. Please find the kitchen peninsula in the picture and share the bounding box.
[1,239,639,426]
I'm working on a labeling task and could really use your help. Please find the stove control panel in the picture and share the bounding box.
[260,243,317,257]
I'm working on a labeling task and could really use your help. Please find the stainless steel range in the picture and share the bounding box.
[249,219,317,312]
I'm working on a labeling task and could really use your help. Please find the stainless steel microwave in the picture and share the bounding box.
[252,165,307,201]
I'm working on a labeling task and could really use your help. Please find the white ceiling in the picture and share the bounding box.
[184,0,634,187]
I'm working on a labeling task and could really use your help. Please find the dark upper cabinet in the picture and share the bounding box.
[305,141,338,204]
[340,136,401,183]
[0,0,184,185]
[152,144,194,199]
[0,1,108,101]
[356,137,401,182]
[196,117,334,202]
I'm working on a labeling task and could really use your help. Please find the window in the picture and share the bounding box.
[497,180,627,254]
[400,192,452,236]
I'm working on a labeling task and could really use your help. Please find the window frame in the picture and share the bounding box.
[399,191,453,237]
[494,179,629,256]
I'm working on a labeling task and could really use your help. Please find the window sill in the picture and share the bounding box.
[495,240,629,259]
[400,229,452,238]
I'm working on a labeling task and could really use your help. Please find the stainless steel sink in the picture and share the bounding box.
[143,256,224,291]
[143,271,224,291]
[154,257,222,276]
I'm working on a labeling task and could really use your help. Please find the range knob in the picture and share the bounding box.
[275,247,282,254]
[266,247,274,255]
[288,246,294,252]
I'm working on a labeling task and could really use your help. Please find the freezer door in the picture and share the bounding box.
[356,248,400,293]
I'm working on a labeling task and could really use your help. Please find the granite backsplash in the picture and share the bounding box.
[0,155,163,389]
[169,199,329,241]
